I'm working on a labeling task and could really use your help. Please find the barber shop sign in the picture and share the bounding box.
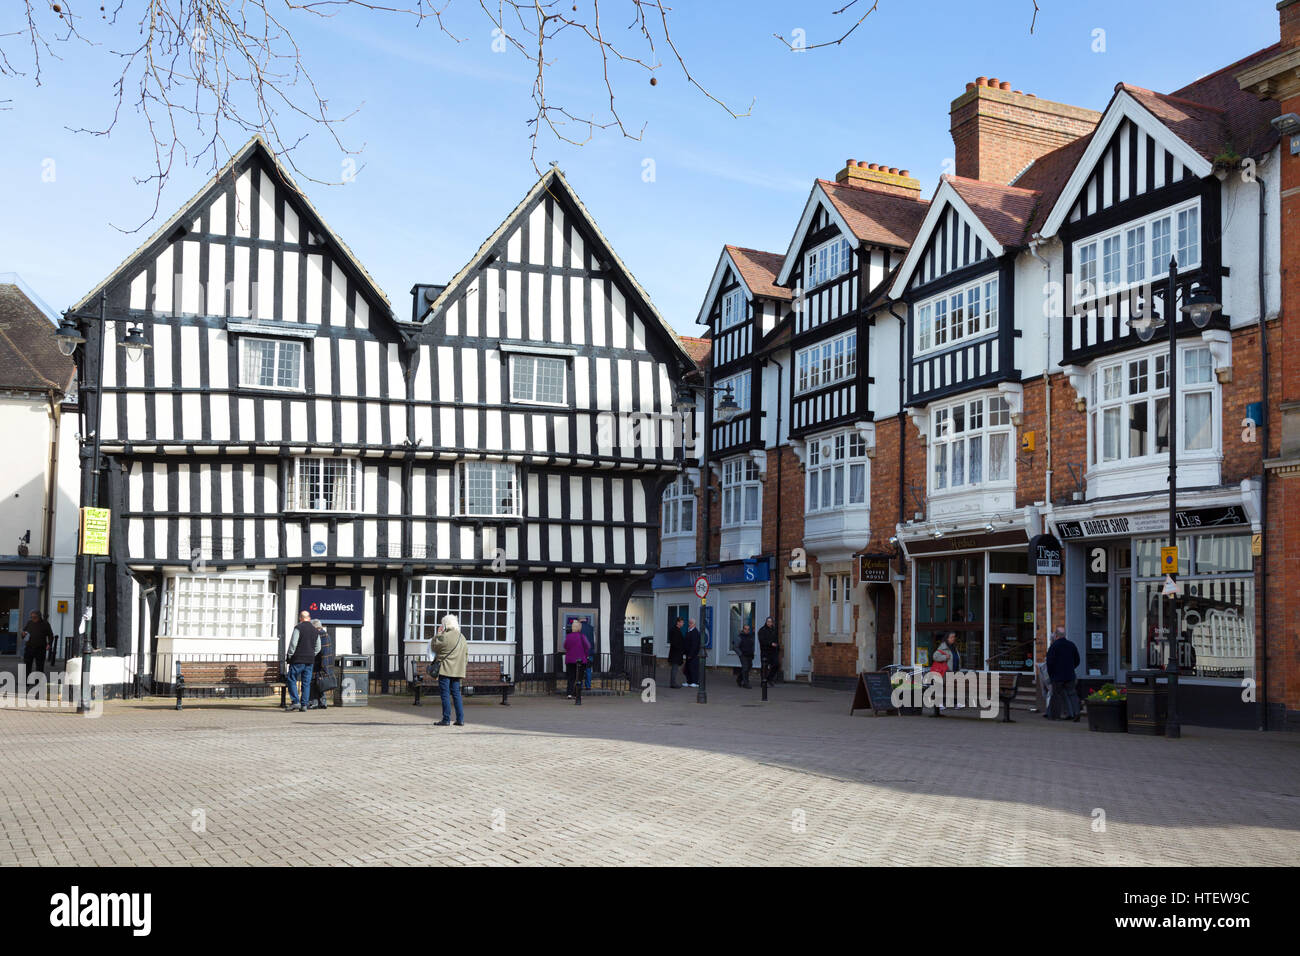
[1029,533,1063,577]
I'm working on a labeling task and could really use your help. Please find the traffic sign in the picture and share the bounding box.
[1160,546,1178,574]
[694,574,709,599]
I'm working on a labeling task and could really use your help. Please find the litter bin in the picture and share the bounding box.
[1126,669,1176,735]
[335,655,371,707]
[640,637,655,659]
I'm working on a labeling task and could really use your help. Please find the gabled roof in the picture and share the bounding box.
[945,177,1042,250]
[422,166,693,368]
[695,245,789,328]
[71,136,396,323]
[886,177,1011,300]
[0,283,75,393]
[776,180,929,286]
[679,335,712,368]
[1041,46,1281,237]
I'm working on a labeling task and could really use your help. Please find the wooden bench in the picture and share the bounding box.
[411,660,513,706]
[997,673,1022,723]
[175,660,287,710]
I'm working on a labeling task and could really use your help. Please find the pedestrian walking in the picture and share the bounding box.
[563,619,592,703]
[432,614,468,725]
[285,611,321,712]
[308,619,336,710]
[1045,626,1081,721]
[667,616,685,688]
[945,631,962,672]
[682,619,701,687]
[732,622,755,688]
[758,616,780,684]
[21,611,52,682]
[929,635,952,717]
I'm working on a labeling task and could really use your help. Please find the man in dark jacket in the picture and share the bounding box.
[758,616,780,684]
[21,611,53,681]
[732,623,756,688]
[285,611,321,712]
[308,620,335,710]
[1045,626,1081,721]
[667,617,685,688]
[682,619,701,687]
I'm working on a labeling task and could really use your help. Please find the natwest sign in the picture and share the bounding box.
[299,587,366,626]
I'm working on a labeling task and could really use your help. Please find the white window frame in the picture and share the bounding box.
[715,371,752,414]
[719,288,748,331]
[456,461,521,518]
[285,457,361,512]
[929,393,1015,494]
[913,274,998,357]
[509,354,567,406]
[158,571,276,641]
[409,575,515,644]
[238,336,304,391]
[806,430,869,513]
[804,235,853,289]
[1087,343,1218,469]
[795,329,858,395]
[661,474,696,538]
[720,457,761,529]
[1072,198,1201,304]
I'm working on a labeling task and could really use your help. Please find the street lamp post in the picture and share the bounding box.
[1131,260,1220,740]
[674,382,741,705]
[56,293,151,711]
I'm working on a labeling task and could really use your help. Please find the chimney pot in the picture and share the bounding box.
[966,82,976,92]
[976,76,988,86]
[867,163,878,170]
[888,167,899,175]
[1000,81,1012,91]
[988,77,999,87]
[846,158,856,167]
[857,160,868,168]
[900,170,909,177]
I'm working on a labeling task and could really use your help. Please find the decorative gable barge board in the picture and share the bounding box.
[1064,117,1200,226]
[906,201,993,291]
[905,256,1018,406]
[1059,174,1223,366]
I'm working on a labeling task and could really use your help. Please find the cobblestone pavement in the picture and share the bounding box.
[1,678,1297,866]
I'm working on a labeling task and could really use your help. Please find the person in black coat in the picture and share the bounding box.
[682,619,702,687]
[667,617,685,688]
[1044,626,1081,721]
[758,616,780,684]
[308,620,336,710]
[732,623,756,688]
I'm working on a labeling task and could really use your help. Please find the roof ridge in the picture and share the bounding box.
[944,174,1041,196]
[1174,41,1282,91]
[818,177,930,204]
[1118,82,1226,114]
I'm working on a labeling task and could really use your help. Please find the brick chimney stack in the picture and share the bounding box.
[950,77,1100,185]
[834,160,923,198]
[1282,0,1300,47]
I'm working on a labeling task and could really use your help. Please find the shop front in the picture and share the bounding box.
[902,528,1035,674]
[651,558,770,668]
[1050,489,1261,729]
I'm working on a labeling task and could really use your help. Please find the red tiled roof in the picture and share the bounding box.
[944,176,1042,249]
[817,179,930,250]
[679,335,712,368]
[1013,134,1096,237]
[0,284,75,393]
[724,246,791,300]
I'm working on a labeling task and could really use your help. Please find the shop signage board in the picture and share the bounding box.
[1056,505,1248,540]
[850,672,897,716]
[1160,546,1179,574]
[300,587,366,626]
[859,554,892,583]
[1028,533,1063,576]
[79,507,111,555]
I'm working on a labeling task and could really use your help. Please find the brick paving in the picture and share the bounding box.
[1,678,1297,866]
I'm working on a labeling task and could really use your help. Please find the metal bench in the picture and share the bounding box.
[411,660,513,706]
[175,660,287,711]
[997,672,1022,723]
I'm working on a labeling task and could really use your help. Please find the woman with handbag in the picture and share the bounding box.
[928,635,952,717]
[432,614,468,726]
[308,620,336,710]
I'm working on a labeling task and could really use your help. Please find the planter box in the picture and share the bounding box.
[1086,699,1127,733]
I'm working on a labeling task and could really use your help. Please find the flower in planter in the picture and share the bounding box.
[1086,682,1127,703]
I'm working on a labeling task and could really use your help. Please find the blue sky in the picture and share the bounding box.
[0,1,1281,335]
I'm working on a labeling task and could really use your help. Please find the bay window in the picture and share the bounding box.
[721,457,761,527]
[661,475,696,537]
[806,430,869,513]
[804,235,853,289]
[930,393,1013,493]
[796,329,857,394]
[1087,344,1216,468]
[1073,199,1200,302]
[914,274,998,357]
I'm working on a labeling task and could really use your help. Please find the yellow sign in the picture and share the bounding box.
[56,600,68,614]
[1252,534,1263,557]
[80,507,111,556]
[1160,546,1179,574]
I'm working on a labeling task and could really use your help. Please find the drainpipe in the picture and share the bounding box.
[1254,159,1271,731]
[888,304,908,668]
[1029,236,1054,652]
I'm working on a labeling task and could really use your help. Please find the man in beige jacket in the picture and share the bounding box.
[432,614,468,726]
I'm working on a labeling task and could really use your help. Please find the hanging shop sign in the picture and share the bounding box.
[1028,533,1063,576]
[79,507,111,556]
[1055,505,1248,540]
[858,554,893,584]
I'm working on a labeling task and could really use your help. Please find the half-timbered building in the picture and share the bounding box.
[67,137,693,694]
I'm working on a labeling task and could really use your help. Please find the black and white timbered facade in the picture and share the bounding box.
[70,138,693,689]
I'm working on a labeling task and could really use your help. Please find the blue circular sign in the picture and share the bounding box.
[312,541,326,555]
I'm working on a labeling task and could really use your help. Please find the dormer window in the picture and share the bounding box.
[804,236,852,289]
[720,289,747,331]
